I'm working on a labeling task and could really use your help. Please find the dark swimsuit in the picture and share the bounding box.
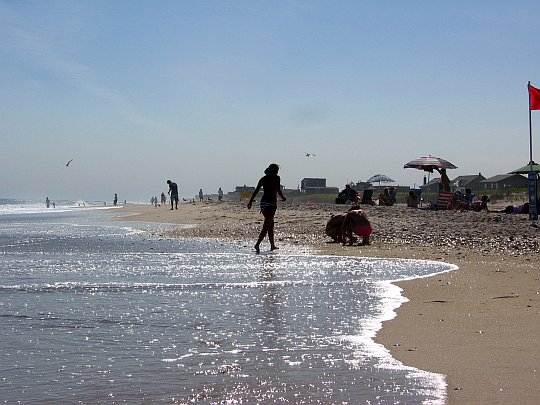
[257,174,280,212]
[260,197,277,212]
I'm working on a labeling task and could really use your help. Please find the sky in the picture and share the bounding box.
[2,0,540,202]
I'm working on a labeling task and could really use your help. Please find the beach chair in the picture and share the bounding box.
[435,191,453,210]
[412,188,423,207]
[360,189,374,205]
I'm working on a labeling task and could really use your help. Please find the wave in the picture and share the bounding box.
[0,278,369,294]
[0,198,121,216]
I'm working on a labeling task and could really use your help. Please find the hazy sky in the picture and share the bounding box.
[2,1,540,202]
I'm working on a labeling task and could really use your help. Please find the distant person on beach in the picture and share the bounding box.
[493,202,529,214]
[336,184,358,204]
[167,180,179,210]
[341,207,372,246]
[465,189,475,204]
[247,163,287,253]
[436,168,451,192]
[469,195,490,212]
[406,190,419,208]
[198,189,204,202]
[218,187,223,201]
[45,197,50,208]
[161,192,166,206]
[113,193,118,206]
[378,187,395,206]
[449,190,468,210]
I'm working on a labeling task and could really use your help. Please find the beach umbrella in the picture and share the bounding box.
[367,174,395,185]
[509,161,540,174]
[403,155,457,173]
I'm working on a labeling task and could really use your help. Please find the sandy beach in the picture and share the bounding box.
[118,200,539,404]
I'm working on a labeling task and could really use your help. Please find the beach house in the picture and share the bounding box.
[452,173,486,194]
[300,178,339,195]
[479,174,528,190]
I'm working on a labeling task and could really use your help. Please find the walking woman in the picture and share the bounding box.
[247,163,286,253]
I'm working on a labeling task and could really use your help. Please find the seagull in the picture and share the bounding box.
[65,159,73,167]
[305,152,316,157]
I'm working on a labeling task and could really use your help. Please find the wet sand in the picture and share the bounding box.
[118,200,540,404]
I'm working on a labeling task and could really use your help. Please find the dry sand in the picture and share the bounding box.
[117,200,540,404]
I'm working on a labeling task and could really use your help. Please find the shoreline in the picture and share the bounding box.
[116,201,540,404]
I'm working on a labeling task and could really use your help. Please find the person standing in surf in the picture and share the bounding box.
[247,163,286,253]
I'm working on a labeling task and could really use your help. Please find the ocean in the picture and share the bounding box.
[0,199,456,404]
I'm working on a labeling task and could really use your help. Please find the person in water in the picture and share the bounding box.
[247,163,287,253]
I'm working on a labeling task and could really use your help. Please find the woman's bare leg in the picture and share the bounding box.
[254,224,267,253]
[267,206,278,250]
[255,207,277,252]
[269,219,277,250]
[255,209,270,253]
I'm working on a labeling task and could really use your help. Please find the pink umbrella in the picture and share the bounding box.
[404,155,457,173]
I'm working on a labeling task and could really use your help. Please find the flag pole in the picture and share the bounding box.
[529,81,534,165]
[528,81,538,225]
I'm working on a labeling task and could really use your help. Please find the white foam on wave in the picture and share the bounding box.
[0,200,123,216]
[0,203,73,215]
[335,258,457,405]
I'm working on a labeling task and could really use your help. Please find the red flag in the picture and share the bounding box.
[529,83,540,110]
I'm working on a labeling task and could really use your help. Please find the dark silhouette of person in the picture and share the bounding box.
[247,163,286,253]
[436,168,451,192]
[336,184,358,204]
[167,180,179,210]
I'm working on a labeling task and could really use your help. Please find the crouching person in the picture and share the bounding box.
[341,208,372,246]
[325,213,347,243]
[326,205,362,243]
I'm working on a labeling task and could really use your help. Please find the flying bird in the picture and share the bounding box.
[65,159,73,167]
[305,152,316,157]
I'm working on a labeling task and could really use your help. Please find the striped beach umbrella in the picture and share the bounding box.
[367,174,395,185]
[403,155,457,172]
